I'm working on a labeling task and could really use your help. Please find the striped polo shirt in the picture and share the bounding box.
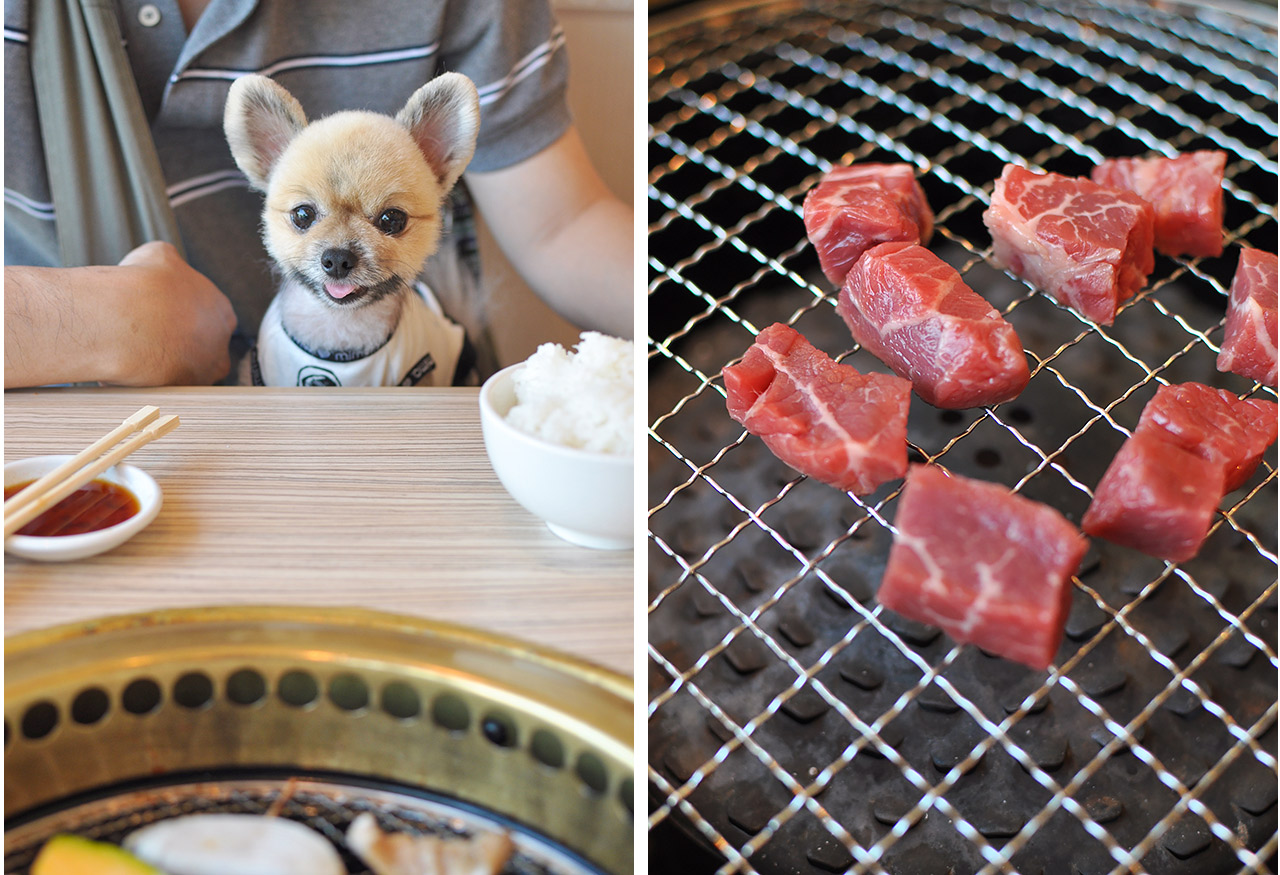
[3,0,572,372]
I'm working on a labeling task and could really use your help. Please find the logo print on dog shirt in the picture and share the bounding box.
[298,365,340,387]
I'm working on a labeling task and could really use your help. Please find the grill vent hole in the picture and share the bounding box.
[1009,406,1033,424]
[328,674,370,712]
[975,448,1002,468]
[380,681,421,720]
[531,728,566,768]
[620,777,635,814]
[173,672,214,710]
[226,669,267,706]
[432,693,470,732]
[21,701,58,740]
[278,670,319,708]
[482,713,518,748]
[576,751,609,794]
[71,687,110,725]
[122,678,162,715]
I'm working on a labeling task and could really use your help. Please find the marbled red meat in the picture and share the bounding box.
[1217,248,1278,388]
[723,323,911,495]
[838,241,1030,409]
[877,465,1088,671]
[1081,430,1223,564]
[803,163,934,287]
[1091,151,1225,257]
[1136,381,1278,493]
[983,164,1155,325]
[1080,379,1278,562]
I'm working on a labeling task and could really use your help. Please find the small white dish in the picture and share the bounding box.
[479,363,633,550]
[4,455,163,562]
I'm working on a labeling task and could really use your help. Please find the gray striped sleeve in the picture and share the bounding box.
[439,0,573,173]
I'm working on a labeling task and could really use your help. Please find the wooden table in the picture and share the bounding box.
[4,388,634,678]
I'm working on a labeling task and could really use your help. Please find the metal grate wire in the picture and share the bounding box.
[647,1,1278,873]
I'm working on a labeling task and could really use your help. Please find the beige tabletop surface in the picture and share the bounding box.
[4,387,635,678]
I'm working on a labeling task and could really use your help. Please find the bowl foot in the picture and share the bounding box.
[545,522,630,551]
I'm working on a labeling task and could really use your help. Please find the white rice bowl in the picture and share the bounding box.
[505,332,633,455]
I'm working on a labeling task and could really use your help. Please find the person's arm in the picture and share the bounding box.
[4,241,237,388]
[463,126,633,339]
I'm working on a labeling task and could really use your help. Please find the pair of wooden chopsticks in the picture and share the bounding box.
[4,405,180,538]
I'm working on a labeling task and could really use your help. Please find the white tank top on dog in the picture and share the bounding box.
[251,283,466,387]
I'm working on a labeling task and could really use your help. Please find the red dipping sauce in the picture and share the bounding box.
[4,480,140,537]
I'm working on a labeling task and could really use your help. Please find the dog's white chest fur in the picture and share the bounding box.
[252,284,466,387]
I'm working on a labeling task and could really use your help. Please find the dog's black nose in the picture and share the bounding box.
[320,248,358,278]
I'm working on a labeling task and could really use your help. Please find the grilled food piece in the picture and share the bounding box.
[803,162,934,287]
[1083,381,1278,562]
[123,813,344,875]
[347,813,515,875]
[723,322,911,495]
[878,464,1089,671]
[983,164,1155,325]
[1217,247,1278,388]
[1091,151,1226,258]
[1136,381,1278,493]
[839,241,1030,409]
[32,835,162,875]
[1082,430,1223,564]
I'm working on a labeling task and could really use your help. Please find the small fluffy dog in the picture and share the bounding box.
[224,73,480,386]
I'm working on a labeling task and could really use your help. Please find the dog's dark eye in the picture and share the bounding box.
[376,209,407,236]
[290,205,316,230]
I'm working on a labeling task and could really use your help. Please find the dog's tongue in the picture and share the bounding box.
[325,282,358,299]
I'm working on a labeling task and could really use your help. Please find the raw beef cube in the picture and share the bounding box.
[983,164,1155,325]
[877,464,1088,670]
[723,323,911,495]
[839,241,1030,409]
[1217,248,1278,388]
[1081,430,1224,564]
[1081,381,1275,562]
[1136,381,1278,493]
[1091,151,1225,257]
[803,163,934,286]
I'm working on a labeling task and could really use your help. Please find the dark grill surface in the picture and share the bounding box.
[647,2,1278,873]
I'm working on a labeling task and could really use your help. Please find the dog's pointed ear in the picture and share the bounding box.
[396,72,481,194]
[224,75,308,191]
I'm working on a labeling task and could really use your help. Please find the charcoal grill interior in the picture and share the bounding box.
[647,2,1278,873]
[4,776,599,875]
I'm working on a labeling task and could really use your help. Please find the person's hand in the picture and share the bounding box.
[4,241,238,389]
[110,241,238,386]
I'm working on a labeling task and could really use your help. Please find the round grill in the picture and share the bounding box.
[4,608,634,875]
[647,1,1277,873]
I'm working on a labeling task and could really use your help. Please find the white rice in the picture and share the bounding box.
[506,332,634,455]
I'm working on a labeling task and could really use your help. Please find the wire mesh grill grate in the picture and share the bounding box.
[647,1,1278,873]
